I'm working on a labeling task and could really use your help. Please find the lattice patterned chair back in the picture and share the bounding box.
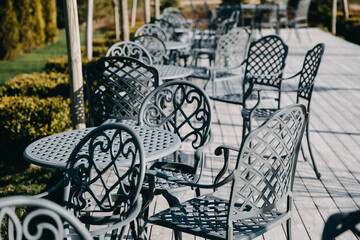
[139,80,212,150]
[228,104,307,235]
[0,196,93,240]
[134,23,168,42]
[105,41,153,65]
[296,44,325,105]
[215,27,250,70]
[63,123,145,236]
[244,35,288,107]
[295,0,311,24]
[133,35,168,65]
[84,56,159,127]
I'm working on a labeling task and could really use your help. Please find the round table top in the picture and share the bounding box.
[24,125,181,169]
[154,64,194,81]
[164,41,190,51]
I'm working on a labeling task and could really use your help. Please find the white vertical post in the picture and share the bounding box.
[144,0,151,23]
[131,0,137,27]
[332,0,337,35]
[120,0,130,41]
[113,0,120,40]
[63,0,86,129]
[85,0,93,60]
[342,0,349,19]
[155,0,160,18]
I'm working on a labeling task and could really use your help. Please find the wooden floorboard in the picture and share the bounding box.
[142,28,360,239]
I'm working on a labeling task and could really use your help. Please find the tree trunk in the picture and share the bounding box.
[120,0,129,41]
[85,0,93,60]
[342,0,349,19]
[112,0,120,40]
[131,0,137,27]
[332,0,337,35]
[63,0,86,129]
[155,0,160,19]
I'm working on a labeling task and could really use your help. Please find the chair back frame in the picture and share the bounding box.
[135,23,168,42]
[105,41,153,65]
[84,56,159,126]
[227,104,308,236]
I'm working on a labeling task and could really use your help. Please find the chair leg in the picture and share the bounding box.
[305,124,321,179]
[286,218,292,240]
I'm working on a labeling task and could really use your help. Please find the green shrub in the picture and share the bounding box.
[0,95,72,167]
[0,0,20,60]
[1,72,70,98]
[93,38,119,47]
[337,15,360,45]
[44,56,91,73]
[42,0,58,43]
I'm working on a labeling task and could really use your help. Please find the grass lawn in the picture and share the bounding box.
[0,28,106,86]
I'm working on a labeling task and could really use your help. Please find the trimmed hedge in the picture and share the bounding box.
[1,72,70,98]
[0,95,71,167]
[44,56,91,74]
[337,15,360,45]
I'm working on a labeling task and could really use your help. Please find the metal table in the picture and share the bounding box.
[154,64,194,81]
[24,125,181,169]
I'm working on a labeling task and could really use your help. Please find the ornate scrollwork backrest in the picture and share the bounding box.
[245,35,288,88]
[65,123,145,220]
[139,80,212,149]
[0,196,93,240]
[215,27,250,70]
[133,35,168,65]
[84,56,159,126]
[134,24,168,42]
[106,41,153,65]
[158,13,186,29]
[297,43,325,102]
[154,19,176,41]
[228,104,307,221]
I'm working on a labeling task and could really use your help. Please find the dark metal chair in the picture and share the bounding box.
[146,104,308,240]
[242,43,325,179]
[322,210,360,240]
[210,35,288,110]
[105,41,153,65]
[0,195,93,240]
[138,80,213,208]
[84,56,159,126]
[252,3,281,35]
[63,123,146,239]
[287,0,312,42]
[133,35,169,65]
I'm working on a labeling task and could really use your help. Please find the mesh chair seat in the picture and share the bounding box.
[148,194,289,240]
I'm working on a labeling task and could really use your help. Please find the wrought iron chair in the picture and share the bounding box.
[252,3,280,36]
[146,104,308,240]
[154,18,177,41]
[134,23,168,42]
[322,210,360,240]
[210,35,288,110]
[242,43,324,179]
[63,123,146,239]
[138,80,213,208]
[84,56,159,127]
[0,195,93,240]
[105,41,153,65]
[133,35,169,65]
[287,0,312,42]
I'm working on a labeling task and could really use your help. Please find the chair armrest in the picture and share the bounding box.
[33,179,64,199]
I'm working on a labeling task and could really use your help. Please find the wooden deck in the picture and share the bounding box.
[145,27,360,239]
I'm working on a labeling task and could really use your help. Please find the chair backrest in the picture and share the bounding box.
[154,18,176,41]
[64,123,145,223]
[322,210,360,240]
[228,104,307,225]
[135,23,168,42]
[215,27,250,70]
[133,35,168,65]
[253,3,280,27]
[296,43,325,106]
[295,0,311,22]
[0,195,93,240]
[244,35,288,107]
[106,41,153,65]
[84,56,159,126]
[138,80,212,150]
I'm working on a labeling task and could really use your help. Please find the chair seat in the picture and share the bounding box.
[210,93,244,105]
[242,108,277,121]
[147,194,290,240]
